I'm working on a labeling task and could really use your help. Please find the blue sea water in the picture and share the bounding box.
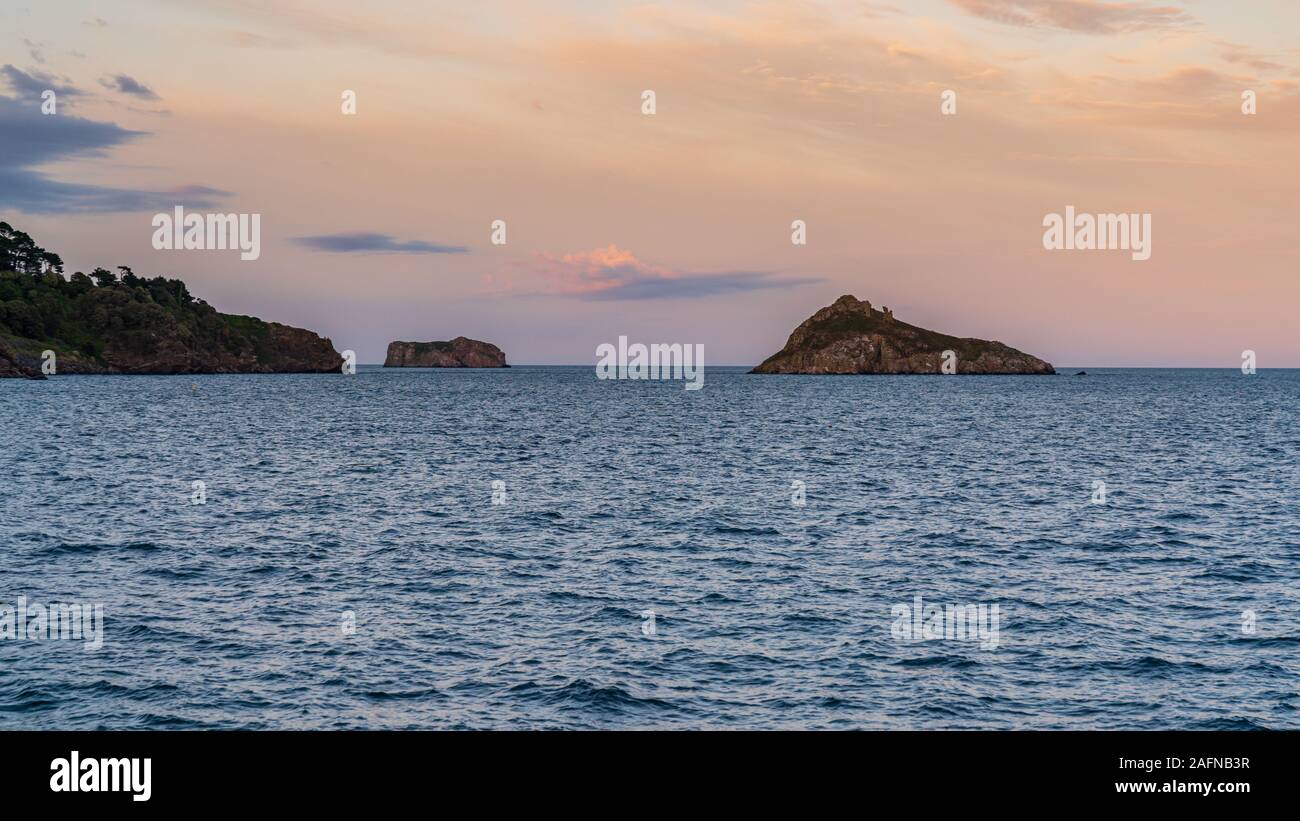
[0,366,1297,730]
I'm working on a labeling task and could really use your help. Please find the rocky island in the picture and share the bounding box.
[384,337,508,368]
[0,222,342,377]
[752,295,1054,375]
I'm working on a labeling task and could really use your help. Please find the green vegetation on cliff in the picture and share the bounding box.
[0,222,341,376]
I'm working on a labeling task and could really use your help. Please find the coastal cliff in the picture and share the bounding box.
[0,222,343,376]
[752,295,1054,375]
[0,339,43,378]
[384,337,508,368]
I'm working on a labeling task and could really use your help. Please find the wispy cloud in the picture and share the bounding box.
[949,0,1196,34]
[503,245,819,300]
[583,270,820,300]
[1217,41,1287,73]
[182,0,482,61]
[1034,64,1300,130]
[99,73,160,99]
[293,232,469,254]
[1,64,81,99]
[23,38,46,64]
[224,30,295,48]
[0,95,224,213]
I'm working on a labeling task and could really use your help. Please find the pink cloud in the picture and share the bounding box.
[491,245,818,301]
[517,244,677,296]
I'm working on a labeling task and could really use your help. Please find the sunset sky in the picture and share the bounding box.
[3,0,1297,365]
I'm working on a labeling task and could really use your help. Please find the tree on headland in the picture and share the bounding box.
[0,222,65,275]
[0,220,333,372]
[90,267,117,287]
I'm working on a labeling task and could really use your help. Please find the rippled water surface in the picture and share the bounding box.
[1,367,1297,729]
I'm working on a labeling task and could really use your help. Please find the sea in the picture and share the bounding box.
[1,366,1296,729]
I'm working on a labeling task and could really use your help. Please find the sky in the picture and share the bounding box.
[2,0,1297,365]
